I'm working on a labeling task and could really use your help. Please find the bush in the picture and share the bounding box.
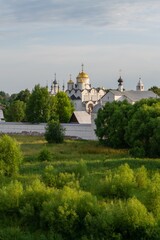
[109,197,156,239]
[42,166,79,189]
[38,147,52,162]
[0,180,23,214]
[45,120,65,143]
[104,164,135,198]
[130,146,145,158]
[0,135,23,176]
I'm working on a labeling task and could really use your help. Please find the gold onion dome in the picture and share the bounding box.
[76,64,89,83]
[77,71,89,79]
[68,79,74,84]
[67,74,74,84]
[77,71,89,83]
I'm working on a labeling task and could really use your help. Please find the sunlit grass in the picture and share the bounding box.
[9,135,160,181]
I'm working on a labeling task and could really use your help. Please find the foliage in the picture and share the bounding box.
[54,91,74,123]
[38,147,52,162]
[26,84,51,123]
[95,100,131,148]
[0,136,160,239]
[149,86,160,96]
[4,100,26,122]
[125,99,160,157]
[108,197,156,240]
[95,98,160,157]
[0,180,23,217]
[0,91,10,105]
[14,89,31,103]
[0,135,23,176]
[45,119,65,143]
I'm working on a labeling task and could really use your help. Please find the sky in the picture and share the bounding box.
[0,0,160,94]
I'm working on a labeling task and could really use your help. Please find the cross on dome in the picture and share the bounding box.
[81,63,84,72]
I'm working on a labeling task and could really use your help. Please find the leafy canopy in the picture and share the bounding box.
[0,135,23,176]
[45,119,65,143]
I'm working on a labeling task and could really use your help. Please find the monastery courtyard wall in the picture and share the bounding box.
[0,122,97,140]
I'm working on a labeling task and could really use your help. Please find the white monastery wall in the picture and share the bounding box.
[0,122,97,140]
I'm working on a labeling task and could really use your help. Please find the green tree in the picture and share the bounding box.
[26,84,51,123]
[0,135,23,176]
[45,119,65,143]
[15,89,31,103]
[0,91,10,105]
[95,100,131,148]
[149,86,160,96]
[125,99,160,157]
[4,100,26,122]
[54,92,74,123]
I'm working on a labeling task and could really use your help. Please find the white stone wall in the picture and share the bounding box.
[0,122,97,140]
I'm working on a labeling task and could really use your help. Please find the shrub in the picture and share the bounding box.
[41,165,56,187]
[109,197,156,239]
[104,164,136,198]
[135,166,149,189]
[41,187,101,239]
[0,135,23,176]
[45,120,65,143]
[73,160,88,179]
[130,146,145,158]
[42,166,79,189]
[38,147,52,161]
[20,179,54,228]
[0,180,23,214]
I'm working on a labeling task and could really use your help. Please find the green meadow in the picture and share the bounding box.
[1,135,160,240]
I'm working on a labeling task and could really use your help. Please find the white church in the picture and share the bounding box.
[50,65,158,124]
[50,64,106,113]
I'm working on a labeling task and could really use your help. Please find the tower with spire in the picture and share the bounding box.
[136,77,144,91]
[67,74,74,91]
[117,76,124,92]
[50,73,59,95]
[117,70,124,92]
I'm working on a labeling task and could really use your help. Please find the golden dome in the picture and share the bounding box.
[77,71,89,79]
[67,74,74,84]
[67,79,74,84]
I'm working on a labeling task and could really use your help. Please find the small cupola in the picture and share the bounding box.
[51,73,59,95]
[118,76,124,92]
[67,74,74,90]
[136,77,144,91]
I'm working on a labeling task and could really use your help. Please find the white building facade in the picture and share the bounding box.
[65,65,106,113]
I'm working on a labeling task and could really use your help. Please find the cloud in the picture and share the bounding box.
[1,0,160,30]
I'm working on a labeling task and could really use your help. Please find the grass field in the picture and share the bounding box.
[1,135,160,240]
[15,134,160,177]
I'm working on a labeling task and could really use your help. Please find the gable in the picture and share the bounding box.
[69,111,91,124]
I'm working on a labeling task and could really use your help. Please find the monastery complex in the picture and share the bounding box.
[50,64,158,119]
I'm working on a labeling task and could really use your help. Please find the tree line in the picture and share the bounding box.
[0,85,74,123]
[95,98,160,158]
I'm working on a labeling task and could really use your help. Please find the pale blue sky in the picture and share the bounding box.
[0,0,160,94]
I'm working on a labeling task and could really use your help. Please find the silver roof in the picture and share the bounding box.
[70,111,91,124]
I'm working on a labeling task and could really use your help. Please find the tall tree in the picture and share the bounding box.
[26,85,51,123]
[4,100,26,122]
[54,91,74,123]
[125,99,160,157]
[0,91,10,106]
[95,100,131,148]
[149,86,160,96]
[15,89,31,103]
